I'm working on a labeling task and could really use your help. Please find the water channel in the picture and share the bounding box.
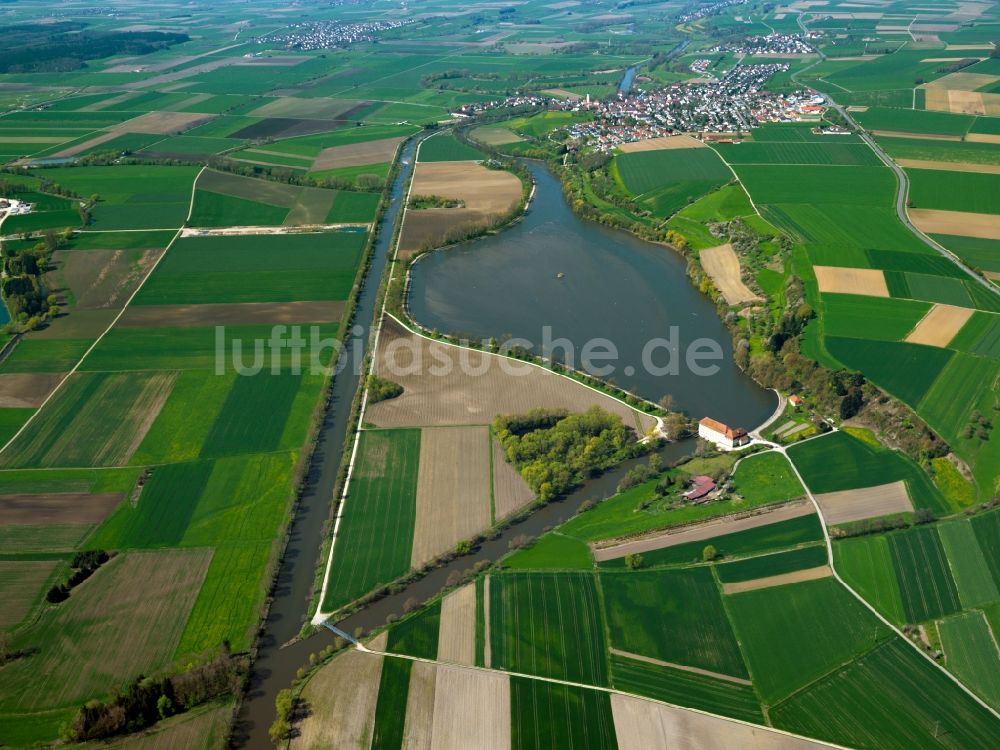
[237,140,776,749]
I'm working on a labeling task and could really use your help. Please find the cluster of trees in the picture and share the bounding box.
[408,194,464,209]
[45,550,111,604]
[2,228,70,332]
[269,688,297,743]
[963,410,993,442]
[494,407,647,501]
[367,375,403,403]
[67,651,247,742]
[0,24,188,73]
[205,155,381,193]
[617,454,663,492]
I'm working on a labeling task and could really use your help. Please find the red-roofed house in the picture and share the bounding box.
[698,417,750,450]
[683,475,716,503]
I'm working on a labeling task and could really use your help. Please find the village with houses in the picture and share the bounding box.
[456,63,830,152]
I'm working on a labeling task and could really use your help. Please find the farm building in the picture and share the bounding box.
[698,416,750,450]
[789,395,804,407]
[683,475,717,503]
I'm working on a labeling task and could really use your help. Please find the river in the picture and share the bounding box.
[409,161,777,430]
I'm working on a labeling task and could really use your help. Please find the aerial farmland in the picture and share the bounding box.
[0,0,999,748]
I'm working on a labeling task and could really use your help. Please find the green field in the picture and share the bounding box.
[938,517,1000,608]
[601,513,824,569]
[715,545,827,583]
[834,535,906,625]
[726,577,891,703]
[771,638,1000,750]
[489,572,608,686]
[418,133,483,162]
[370,657,412,750]
[879,136,1000,166]
[970,512,1000,593]
[931,234,1000,273]
[187,190,290,227]
[854,107,975,135]
[601,568,747,678]
[504,533,593,570]
[888,525,962,623]
[135,231,366,304]
[940,610,1000,710]
[714,140,880,166]
[822,295,931,341]
[614,148,731,218]
[729,450,805,504]
[320,429,421,613]
[387,598,441,660]
[787,430,948,513]
[510,678,617,750]
[907,169,1000,215]
[609,652,763,724]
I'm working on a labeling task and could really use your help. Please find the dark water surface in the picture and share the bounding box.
[409,161,777,429]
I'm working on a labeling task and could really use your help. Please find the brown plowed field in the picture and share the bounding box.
[611,692,831,749]
[428,664,510,750]
[119,300,345,327]
[0,559,61,629]
[367,319,655,434]
[196,169,301,207]
[618,134,706,152]
[700,244,760,305]
[437,583,476,666]
[814,265,889,297]
[905,304,974,347]
[0,372,65,407]
[895,158,1000,175]
[492,435,535,520]
[0,492,124,525]
[910,208,1000,239]
[398,161,521,256]
[721,565,832,594]
[291,649,383,750]
[312,136,405,171]
[814,480,913,525]
[411,426,492,567]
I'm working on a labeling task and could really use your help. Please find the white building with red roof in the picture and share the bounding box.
[698,417,750,450]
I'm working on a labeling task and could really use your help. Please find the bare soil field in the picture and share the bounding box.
[540,87,581,99]
[284,187,337,226]
[196,169,300,207]
[470,127,526,146]
[618,134,706,152]
[870,130,963,141]
[312,136,405,171]
[52,112,211,158]
[814,480,913,525]
[411,426,492,567]
[721,565,832,595]
[910,208,1000,239]
[0,559,61,629]
[51,247,164,310]
[592,500,815,561]
[291,649,383,750]
[611,692,830,750]
[250,97,366,120]
[610,648,753,685]
[437,583,476,666]
[402,659,438,749]
[97,704,232,750]
[229,117,354,141]
[905,303,974,347]
[0,549,211,712]
[398,162,522,256]
[966,133,1000,145]
[428,664,511,750]
[814,265,889,297]
[0,372,64,408]
[0,492,123,526]
[367,319,655,434]
[120,300,345,327]
[700,244,761,305]
[32,309,117,340]
[896,158,1000,175]
[492,435,535,519]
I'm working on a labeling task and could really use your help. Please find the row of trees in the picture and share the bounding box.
[2,227,70,331]
[67,651,248,741]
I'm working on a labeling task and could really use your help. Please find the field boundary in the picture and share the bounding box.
[0,166,206,456]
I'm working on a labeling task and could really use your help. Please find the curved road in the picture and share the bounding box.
[794,14,998,295]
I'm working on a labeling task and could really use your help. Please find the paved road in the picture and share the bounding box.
[793,14,998,295]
